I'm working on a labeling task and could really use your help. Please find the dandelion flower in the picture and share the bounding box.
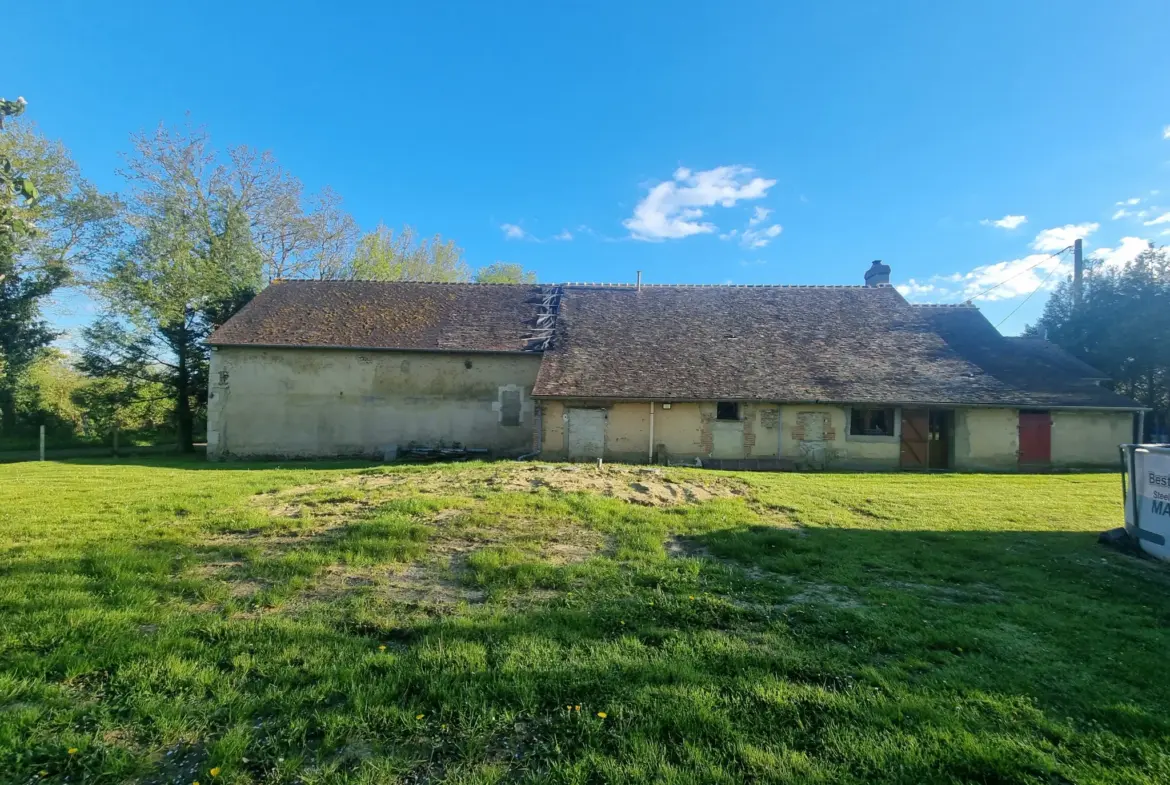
[378,645,387,651]
[39,772,48,778]
[574,705,581,711]
[210,767,221,777]
[67,748,78,755]
[597,711,607,719]
[689,595,695,600]
[416,713,425,720]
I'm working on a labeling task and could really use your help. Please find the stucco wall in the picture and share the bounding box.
[538,401,784,463]
[536,399,1134,470]
[207,347,542,459]
[779,405,900,469]
[953,408,1019,470]
[653,403,704,457]
[1051,410,1132,466]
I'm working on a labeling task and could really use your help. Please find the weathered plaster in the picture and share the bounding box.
[953,408,1018,470]
[779,405,898,469]
[1051,410,1132,467]
[207,347,541,459]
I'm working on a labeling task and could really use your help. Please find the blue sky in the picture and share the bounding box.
[10,1,1170,337]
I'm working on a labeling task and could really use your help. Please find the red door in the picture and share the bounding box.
[1018,411,1052,466]
[900,409,930,469]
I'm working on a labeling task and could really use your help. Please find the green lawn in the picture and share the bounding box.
[1,459,1168,784]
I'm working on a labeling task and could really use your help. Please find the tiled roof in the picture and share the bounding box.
[530,285,1141,409]
[208,280,543,352]
[211,280,1140,409]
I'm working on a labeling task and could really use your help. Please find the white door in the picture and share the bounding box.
[567,408,606,459]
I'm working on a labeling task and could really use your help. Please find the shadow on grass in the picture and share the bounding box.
[3,525,1170,783]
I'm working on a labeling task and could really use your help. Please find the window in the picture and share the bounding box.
[849,407,895,437]
[716,401,740,421]
[500,389,522,426]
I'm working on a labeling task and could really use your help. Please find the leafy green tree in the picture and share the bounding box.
[474,262,537,284]
[71,374,173,441]
[84,123,269,451]
[346,223,470,281]
[0,98,121,435]
[1026,245,1170,436]
[13,349,84,434]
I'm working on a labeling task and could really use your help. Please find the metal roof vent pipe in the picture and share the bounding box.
[864,260,891,287]
[636,270,643,291]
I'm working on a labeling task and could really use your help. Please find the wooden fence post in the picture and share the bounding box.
[39,425,45,462]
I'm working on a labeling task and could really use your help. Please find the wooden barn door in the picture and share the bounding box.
[1018,411,1052,466]
[900,409,930,469]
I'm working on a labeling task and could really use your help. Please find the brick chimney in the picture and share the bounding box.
[864,260,891,287]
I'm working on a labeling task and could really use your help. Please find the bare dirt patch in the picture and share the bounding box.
[301,562,487,607]
[257,463,750,516]
[665,535,712,559]
[508,465,746,506]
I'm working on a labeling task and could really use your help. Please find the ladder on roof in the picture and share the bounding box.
[525,284,563,352]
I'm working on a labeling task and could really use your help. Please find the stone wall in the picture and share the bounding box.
[207,347,542,459]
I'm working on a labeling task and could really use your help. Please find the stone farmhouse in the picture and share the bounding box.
[206,263,1142,470]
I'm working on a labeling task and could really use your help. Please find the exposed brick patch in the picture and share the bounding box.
[742,410,756,456]
[759,407,780,429]
[699,407,715,455]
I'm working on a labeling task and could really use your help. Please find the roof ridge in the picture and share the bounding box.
[909,302,978,308]
[561,283,881,289]
[269,279,901,290]
[270,278,539,286]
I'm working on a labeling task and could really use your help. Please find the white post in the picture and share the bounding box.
[648,402,655,463]
[39,425,45,462]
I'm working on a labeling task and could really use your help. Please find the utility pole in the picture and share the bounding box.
[1073,239,1084,310]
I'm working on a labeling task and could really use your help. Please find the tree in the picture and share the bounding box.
[1025,245,1170,437]
[84,123,274,451]
[0,98,120,434]
[13,349,85,434]
[346,223,470,281]
[474,262,537,284]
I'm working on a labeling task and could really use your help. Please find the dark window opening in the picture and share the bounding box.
[500,389,522,427]
[716,401,740,421]
[850,407,895,436]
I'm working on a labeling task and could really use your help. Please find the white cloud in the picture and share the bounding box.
[1142,211,1170,226]
[955,254,1071,301]
[740,223,783,249]
[500,223,530,240]
[719,229,739,241]
[895,279,938,298]
[981,214,1028,230]
[623,165,776,241]
[1031,222,1098,252]
[748,206,772,226]
[1112,209,1132,220]
[1116,197,1141,206]
[1163,125,1170,140]
[1092,237,1150,270]
[553,230,573,241]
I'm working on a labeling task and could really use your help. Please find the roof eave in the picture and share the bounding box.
[210,342,541,356]
[529,392,1146,411]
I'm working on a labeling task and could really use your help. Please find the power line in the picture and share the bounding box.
[963,245,1072,304]
[995,255,1067,329]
